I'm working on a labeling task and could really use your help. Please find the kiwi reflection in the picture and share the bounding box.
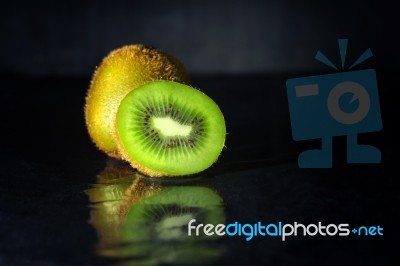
[85,160,135,245]
[86,160,226,265]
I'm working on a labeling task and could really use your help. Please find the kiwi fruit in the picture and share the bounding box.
[85,45,189,158]
[116,80,226,177]
[119,184,226,265]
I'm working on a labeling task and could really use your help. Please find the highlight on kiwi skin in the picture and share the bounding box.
[86,163,226,264]
[84,44,189,158]
[116,80,226,177]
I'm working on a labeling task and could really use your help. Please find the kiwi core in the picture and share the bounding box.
[152,117,192,137]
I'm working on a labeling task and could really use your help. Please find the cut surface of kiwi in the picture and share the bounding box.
[85,45,189,158]
[116,80,226,177]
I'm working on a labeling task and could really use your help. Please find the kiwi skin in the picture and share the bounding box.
[85,45,189,158]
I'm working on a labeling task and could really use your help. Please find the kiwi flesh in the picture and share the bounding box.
[85,45,189,158]
[116,80,226,177]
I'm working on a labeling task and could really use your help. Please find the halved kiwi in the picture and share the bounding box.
[85,45,189,158]
[116,80,226,177]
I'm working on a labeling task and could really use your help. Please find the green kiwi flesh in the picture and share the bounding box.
[116,80,226,177]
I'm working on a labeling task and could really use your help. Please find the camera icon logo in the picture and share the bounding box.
[286,39,382,168]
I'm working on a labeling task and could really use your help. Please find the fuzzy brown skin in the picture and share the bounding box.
[85,45,189,158]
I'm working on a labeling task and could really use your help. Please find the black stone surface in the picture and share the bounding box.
[0,72,398,265]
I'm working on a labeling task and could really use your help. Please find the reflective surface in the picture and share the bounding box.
[0,74,398,265]
[85,160,226,266]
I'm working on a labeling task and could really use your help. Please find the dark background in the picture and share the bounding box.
[1,0,399,265]
[1,0,399,75]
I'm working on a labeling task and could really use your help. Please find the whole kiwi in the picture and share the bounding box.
[85,45,189,158]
